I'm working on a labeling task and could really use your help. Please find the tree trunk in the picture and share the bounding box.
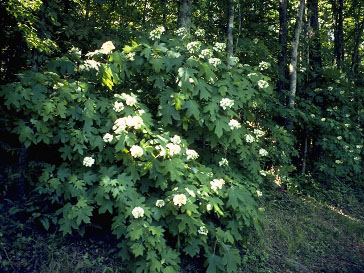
[308,0,322,70]
[178,0,192,31]
[226,0,235,59]
[235,1,242,52]
[277,0,289,97]
[288,0,305,115]
[351,14,364,74]
[333,0,344,68]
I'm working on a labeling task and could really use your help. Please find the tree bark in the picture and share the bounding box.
[333,0,344,68]
[351,13,364,74]
[277,0,289,96]
[226,0,235,59]
[178,0,192,31]
[308,0,322,70]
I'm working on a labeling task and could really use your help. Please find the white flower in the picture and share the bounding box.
[176,27,188,37]
[187,41,202,54]
[260,170,267,176]
[83,156,95,167]
[229,119,241,130]
[195,29,205,37]
[199,49,213,59]
[126,116,144,129]
[166,143,181,156]
[186,149,199,160]
[259,61,271,70]
[256,190,263,197]
[220,98,234,110]
[245,134,255,143]
[198,226,208,235]
[356,145,363,149]
[126,52,135,61]
[170,135,181,145]
[185,188,196,198]
[121,93,137,106]
[130,145,143,158]
[208,58,222,68]
[213,42,226,52]
[155,200,165,208]
[132,207,144,219]
[113,118,127,134]
[100,41,115,54]
[206,204,212,211]
[210,179,225,191]
[321,118,326,121]
[173,194,187,207]
[259,149,268,156]
[248,73,258,78]
[337,136,342,140]
[219,158,229,167]
[335,160,343,164]
[354,157,360,161]
[83,60,101,71]
[257,79,269,89]
[328,86,333,91]
[155,145,166,157]
[113,101,124,112]
[149,26,165,40]
[103,133,113,143]
[254,129,265,137]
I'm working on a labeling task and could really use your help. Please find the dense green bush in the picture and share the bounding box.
[0,28,290,272]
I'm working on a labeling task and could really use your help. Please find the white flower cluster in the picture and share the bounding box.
[122,93,137,106]
[187,41,201,54]
[113,116,144,134]
[248,72,258,78]
[149,26,165,40]
[254,129,265,138]
[195,29,205,37]
[229,119,241,130]
[259,61,271,70]
[258,79,269,89]
[208,57,222,68]
[335,160,343,164]
[113,101,124,112]
[219,158,229,167]
[155,200,165,207]
[206,204,212,211]
[199,48,213,59]
[198,226,208,235]
[126,52,135,61]
[130,145,143,158]
[100,41,115,54]
[328,86,333,91]
[354,156,360,161]
[337,136,343,140]
[173,194,187,207]
[186,149,199,160]
[103,133,113,143]
[185,188,196,197]
[259,148,268,156]
[210,179,225,191]
[166,143,181,156]
[256,190,263,197]
[132,207,144,219]
[83,60,101,71]
[83,156,95,167]
[155,145,166,157]
[245,134,255,143]
[170,135,181,144]
[213,42,226,52]
[220,98,234,110]
[176,27,188,37]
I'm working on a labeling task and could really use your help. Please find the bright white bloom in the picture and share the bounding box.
[259,149,268,156]
[254,129,265,137]
[166,143,181,156]
[155,200,165,208]
[257,79,269,89]
[132,207,144,219]
[170,135,181,145]
[210,179,225,191]
[113,118,127,134]
[208,58,222,68]
[354,157,360,161]
[126,52,135,61]
[356,145,363,149]
[100,41,115,54]
[198,226,208,235]
[195,29,205,37]
[126,116,144,129]
[260,170,267,176]
[206,204,212,211]
[321,118,326,121]
[328,86,333,91]
[155,145,166,157]
[83,156,95,167]
[103,133,114,143]
[173,194,187,207]
[248,73,258,78]
[199,49,213,59]
[187,41,202,54]
[219,98,234,110]
[219,158,229,167]
[259,61,271,70]
[83,60,101,71]
[207,172,214,178]
[337,136,343,140]
[335,160,343,164]
[121,93,137,106]
[149,26,165,40]
[176,27,188,37]
[185,188,196,198]
[186,149,199,160]
[213,42,226,52]
[245,134,255,143]
[130,145,143,158]
[113,101,124,112]
[256,190,263,197]
[229,119,241,130]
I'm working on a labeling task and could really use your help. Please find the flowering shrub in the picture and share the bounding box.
[0,30,278,272]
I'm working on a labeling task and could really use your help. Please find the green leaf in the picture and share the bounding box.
[182,100,200,120]
[206,254,223,273]
[150,58,164,73]
[160,158,184,182]
[131,243,145,257]
[222,246,241,273]
[160,104,180,126]
[214,117,229,138]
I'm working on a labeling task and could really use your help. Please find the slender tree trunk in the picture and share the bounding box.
[288,0,305,114]
[333,0,344,68]
[235,1,242,52]
[351,14,364,74]
[226,0,235,59]
[277,0,289,97]
[85,0,90,20]
[308,0,322,70]
[178,0,192,31]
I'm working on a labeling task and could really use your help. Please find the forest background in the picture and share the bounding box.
[0,0,363,272]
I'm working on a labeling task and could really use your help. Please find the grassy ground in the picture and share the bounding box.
[1,185,363,272]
